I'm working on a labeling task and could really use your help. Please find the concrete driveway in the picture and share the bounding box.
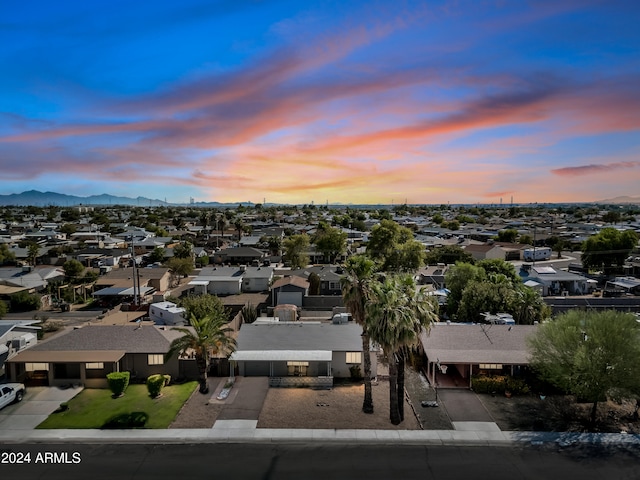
[437,389,500,432]
[0,385,83,430]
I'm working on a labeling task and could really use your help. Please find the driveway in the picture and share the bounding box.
[437,389,497,428]
[0,385,83,430]
[213,376,269,421]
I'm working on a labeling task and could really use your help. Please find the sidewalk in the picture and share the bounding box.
[1,423,639,447]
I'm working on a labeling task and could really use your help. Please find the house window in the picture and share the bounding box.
[479,363,503,370]
[85,362,104,370]
[287,361,309,376]
[25,362,48,371]
[345,352,362,364]
[329,281,340,291]
[148,354,164,365]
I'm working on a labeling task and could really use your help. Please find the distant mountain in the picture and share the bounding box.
[595,195,640,204]
[0,190,250,207]
[0,190,168,207]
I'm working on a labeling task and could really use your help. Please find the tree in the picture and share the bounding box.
[444,262,486,317]
[0,244,16,265]
[496,229,518,243]
[9,291,41,312]
[366,274,438,424]
[308,272,320,295]
[27,243,40,266]
[166,257,194,286]
[581,228,638,274]
[173,241,193,260]
[529,310,640,427]
[148,247,166,264]
[341,254,377,414]
[179,294,228,322]
[424,245,474,265]
[518,234,533,245]
[366,220,425,272]
[0,300,7,319]
[283,234,310,269]
[63,259,84,281]
[165,313,236,394]
[313,223,347,263]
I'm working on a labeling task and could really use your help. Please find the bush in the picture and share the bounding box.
[349,365,363,381]
[146,374,166,398]
[471,375,530,395]
[106,372,130,397]
[9,291,41,312]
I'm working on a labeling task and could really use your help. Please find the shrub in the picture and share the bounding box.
[146,374,166,398]
[471,375,530,395]
[349,365,363,381]
[106,371,130,397]
[163,374,171,386]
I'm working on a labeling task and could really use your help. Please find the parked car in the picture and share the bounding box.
[0,383,26,410]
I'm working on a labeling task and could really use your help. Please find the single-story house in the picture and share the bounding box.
[230,321,375,387]
[271,276,310,307]
[519,265,594,296]
[6,325,183,388]
[420,323,538,389]
[188,266,274,295]
[215,246,265,265]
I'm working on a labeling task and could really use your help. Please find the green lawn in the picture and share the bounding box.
[37,382,198,429]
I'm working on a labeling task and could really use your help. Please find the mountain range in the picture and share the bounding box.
[0,190,243,207]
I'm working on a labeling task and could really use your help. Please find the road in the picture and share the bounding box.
[0,443,638,480]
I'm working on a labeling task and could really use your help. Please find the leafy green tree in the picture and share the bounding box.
[529,310,640,427]
[63,259,85,281]
[366,220,424,272]
[0,244,16,265]
[366,274,438,424]
[424,245,474,265]
[308,272,320,295]
[457,280,514,322]
[476,258,519,283]
[518,234,533,245]
[165,313,236,394]
[27,243,40,266]
[148,247,166,263]
[0,300,7,319]
[60,223,77,235]
[313,223,347,263]
[341,255,377,414]
[179,294,228,322]
[166,257,194,286]
[283,234,310,269]
[601,211,621,224]
[173,241,193,259]
[582,227,638,274]
[445,262,486,317]
[9,291,41,312]
[496,229,518,243]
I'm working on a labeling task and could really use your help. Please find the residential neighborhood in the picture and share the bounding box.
[1,201,639,441]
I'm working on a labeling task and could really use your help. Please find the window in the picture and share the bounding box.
[346,352,362,364]
[148,354,164,365]
[329,281,341,291]
[25,363,48,371]
[85,362,104,370]
[287,361,309,376]
[286,361,309,367]
[479,363,503,370]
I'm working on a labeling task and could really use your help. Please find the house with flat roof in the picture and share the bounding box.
[230,321,375,387]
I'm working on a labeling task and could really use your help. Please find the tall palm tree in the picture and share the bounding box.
[341,254,377,414]
[367,274,438,425]
[165,313,236,394]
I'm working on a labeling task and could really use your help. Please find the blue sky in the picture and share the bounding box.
[1,0,639,204]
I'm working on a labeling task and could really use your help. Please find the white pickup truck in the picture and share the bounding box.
[0,383,26,410]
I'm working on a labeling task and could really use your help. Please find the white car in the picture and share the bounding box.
[0,383,26,410]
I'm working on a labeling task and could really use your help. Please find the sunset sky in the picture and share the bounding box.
[2,0,639,205]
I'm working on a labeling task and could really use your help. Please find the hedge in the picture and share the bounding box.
[106,371,130,397]
[471,375,529,395]
[146,374,170,398]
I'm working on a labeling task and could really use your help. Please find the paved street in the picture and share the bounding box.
[1,443,638,480]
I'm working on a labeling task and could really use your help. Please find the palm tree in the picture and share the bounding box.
[366,274,438,424]
[341,254,377,414]
[165,313,236,394]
